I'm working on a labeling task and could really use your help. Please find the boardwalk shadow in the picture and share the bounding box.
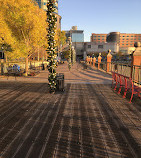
[0,82,49,94]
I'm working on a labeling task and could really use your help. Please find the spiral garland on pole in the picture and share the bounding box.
[46,0,57,92]
[68,37,72,71]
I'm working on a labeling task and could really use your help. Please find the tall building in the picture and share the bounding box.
[65,26,84,42]
[64,26,84,58]
[119,33,141,48]
[91,32,141,48]
[35,0,61,29]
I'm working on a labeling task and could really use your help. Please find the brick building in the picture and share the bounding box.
[91,34,107,43]
[119,33,141,47]
[91,32,141,48]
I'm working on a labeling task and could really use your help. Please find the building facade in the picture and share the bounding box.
[35,0,61,29]
[84,42,119,55]
[91,32,141,48]
[65,26,84,43]
[91,33,107,43]
[68,42,119,59]
[119,33,141,48]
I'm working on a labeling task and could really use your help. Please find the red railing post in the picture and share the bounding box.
[93,57,96,67]
[107,49,112,73]
[131,42,141,82]
[90,57,92,65]
[98,53,102,70]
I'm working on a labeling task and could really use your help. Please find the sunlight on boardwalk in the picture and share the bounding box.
[0,63,141,157]
[57,62,112,84]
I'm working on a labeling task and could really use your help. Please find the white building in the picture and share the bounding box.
[119,47,135,55]
[84,42,119,55]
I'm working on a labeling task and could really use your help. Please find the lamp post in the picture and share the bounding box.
[68,37,72,70]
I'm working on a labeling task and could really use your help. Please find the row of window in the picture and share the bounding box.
[92,35,141,38]
[121,38,141,40]
[121,44,133,46]
[88,43,135,48]
[87,45,104,49]
[121,35,141,37]
[93,36,106,37]
[92,38,141,41]
[92,39,105,40]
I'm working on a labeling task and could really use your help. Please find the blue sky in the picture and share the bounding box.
[59,0,141,42]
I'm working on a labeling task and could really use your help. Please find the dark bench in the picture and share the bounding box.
[112,72,141,103]
[6,67,24,80]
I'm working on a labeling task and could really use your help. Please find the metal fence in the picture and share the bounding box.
[93,61,141,85]
[132,65,141,85]
[110,62,141,85]
[100,62,107,71]
[0,61,49,74]
[110,63,131,77]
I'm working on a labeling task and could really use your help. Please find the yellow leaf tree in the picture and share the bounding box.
[0,0,47,74]
[55,29,66,54]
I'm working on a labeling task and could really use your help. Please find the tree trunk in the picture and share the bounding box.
[38,46,39,61]
[25,57,28,76]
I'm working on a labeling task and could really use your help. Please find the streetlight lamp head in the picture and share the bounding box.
[108,49,111,53]
[134,42,141,48]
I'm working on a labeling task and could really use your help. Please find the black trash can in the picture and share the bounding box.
[56,73,64,91]
[42,64,45,70]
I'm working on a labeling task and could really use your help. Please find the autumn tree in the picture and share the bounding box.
[55,29,66,53]
[0,0,47,59]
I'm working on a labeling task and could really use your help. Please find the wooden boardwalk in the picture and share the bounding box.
[0,63,141,158]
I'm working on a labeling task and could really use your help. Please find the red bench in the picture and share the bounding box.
[112,72,141,103]
[123,77,141,103]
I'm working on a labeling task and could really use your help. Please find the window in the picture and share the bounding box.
[98,45,103,49]
[88,45,91,48]
[126,44,128,45]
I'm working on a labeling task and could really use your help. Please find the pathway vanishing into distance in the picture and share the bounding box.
[0,62,141,158]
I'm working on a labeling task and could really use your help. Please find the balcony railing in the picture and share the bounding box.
[93,61,141,86]
[110,62,141,85]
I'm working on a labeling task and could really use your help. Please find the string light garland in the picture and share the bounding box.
[68,37,72,70]
[46,0,57,92]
